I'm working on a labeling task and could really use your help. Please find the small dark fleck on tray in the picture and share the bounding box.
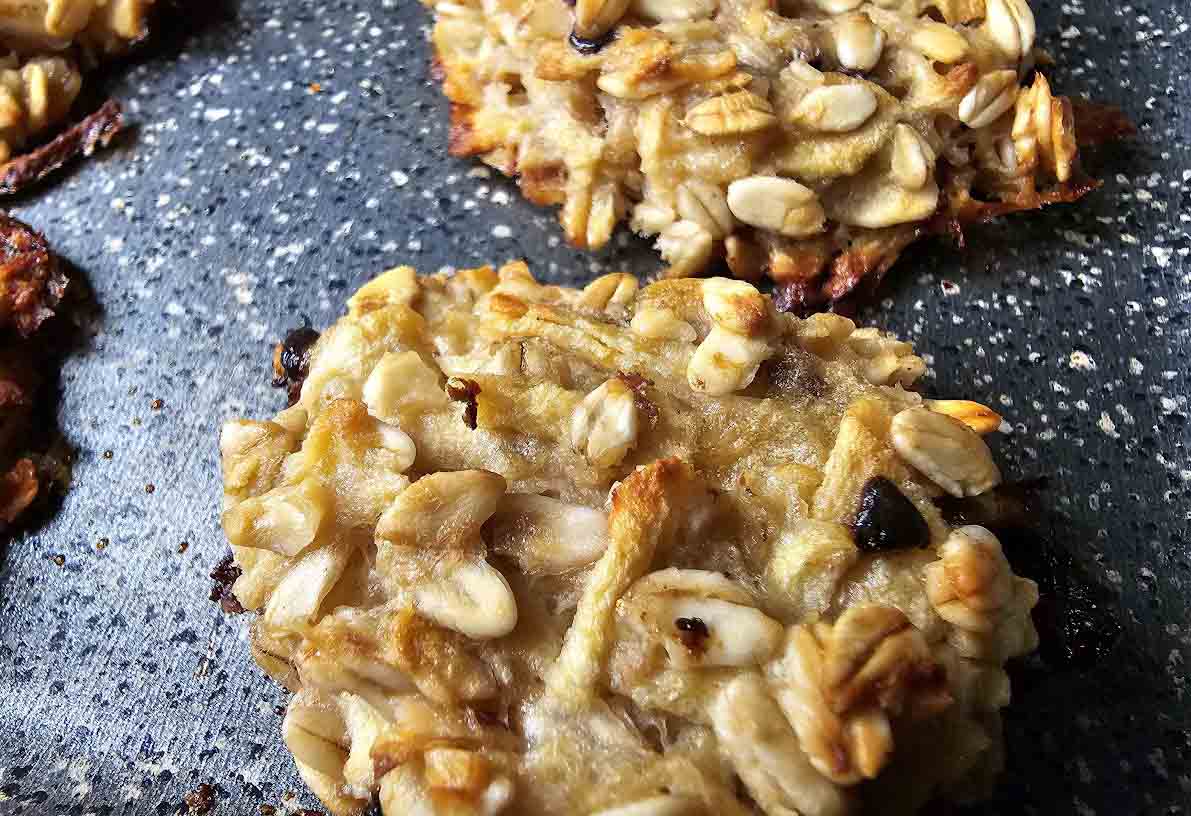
[183,782,216,815]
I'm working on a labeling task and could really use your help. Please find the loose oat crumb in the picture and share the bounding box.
[102,450,113,459]
[145,483,156,494]
[178,541,190,553]
[96,538,109,550]
[51,554,65,567]
[151,398,164,410]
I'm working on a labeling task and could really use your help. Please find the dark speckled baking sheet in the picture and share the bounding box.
[1,0,1189,813]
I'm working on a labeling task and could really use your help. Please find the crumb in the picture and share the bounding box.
[183,782,216,815]
[178,541,189,553]
[145,483,155,494]
[51,554,64,567]
[151,398,164,410]
[96,538,108,550]
[102,450,113,459]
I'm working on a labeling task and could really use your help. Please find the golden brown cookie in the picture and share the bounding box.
[219,262,1039,815]
[427,0,1094,310]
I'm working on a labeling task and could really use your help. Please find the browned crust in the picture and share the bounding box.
[0,215,68,531]
[930,172,1102,248]
[0,212,67,337]
[0,99,125,198]
[773,173,1102,315]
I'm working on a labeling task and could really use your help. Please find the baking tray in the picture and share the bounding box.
[1,0,1188,813]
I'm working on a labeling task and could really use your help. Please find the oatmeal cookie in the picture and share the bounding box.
[219,261,1040,815]
[0,0,151,191]
[427,0,1095,310]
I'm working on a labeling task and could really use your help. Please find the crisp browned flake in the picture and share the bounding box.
[0,213,66,336]
[0,99,125,197]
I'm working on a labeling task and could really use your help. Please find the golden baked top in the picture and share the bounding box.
[428,0,1087,310]
[220,261,1037,815]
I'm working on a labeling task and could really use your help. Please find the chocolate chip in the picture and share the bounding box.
[569,29,614,55]
[852,476,929,552]
[272,324,320,405]
[617,370,659,427]
[675,616,710,655]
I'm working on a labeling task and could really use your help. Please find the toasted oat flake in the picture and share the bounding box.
[220,261,1039,816]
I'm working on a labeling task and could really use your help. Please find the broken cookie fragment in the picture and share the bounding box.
[219,260,1040,815]
[272,325,320,405]
[426,0,1117,308]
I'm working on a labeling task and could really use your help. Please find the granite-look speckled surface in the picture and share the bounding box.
[1,0,1188,813]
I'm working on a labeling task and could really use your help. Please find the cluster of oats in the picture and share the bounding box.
[429,0,1080,308]
[220,262,1038,815]
[0,0,151,161]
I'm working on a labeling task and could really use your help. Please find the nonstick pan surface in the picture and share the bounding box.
[0,1,1187,813]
